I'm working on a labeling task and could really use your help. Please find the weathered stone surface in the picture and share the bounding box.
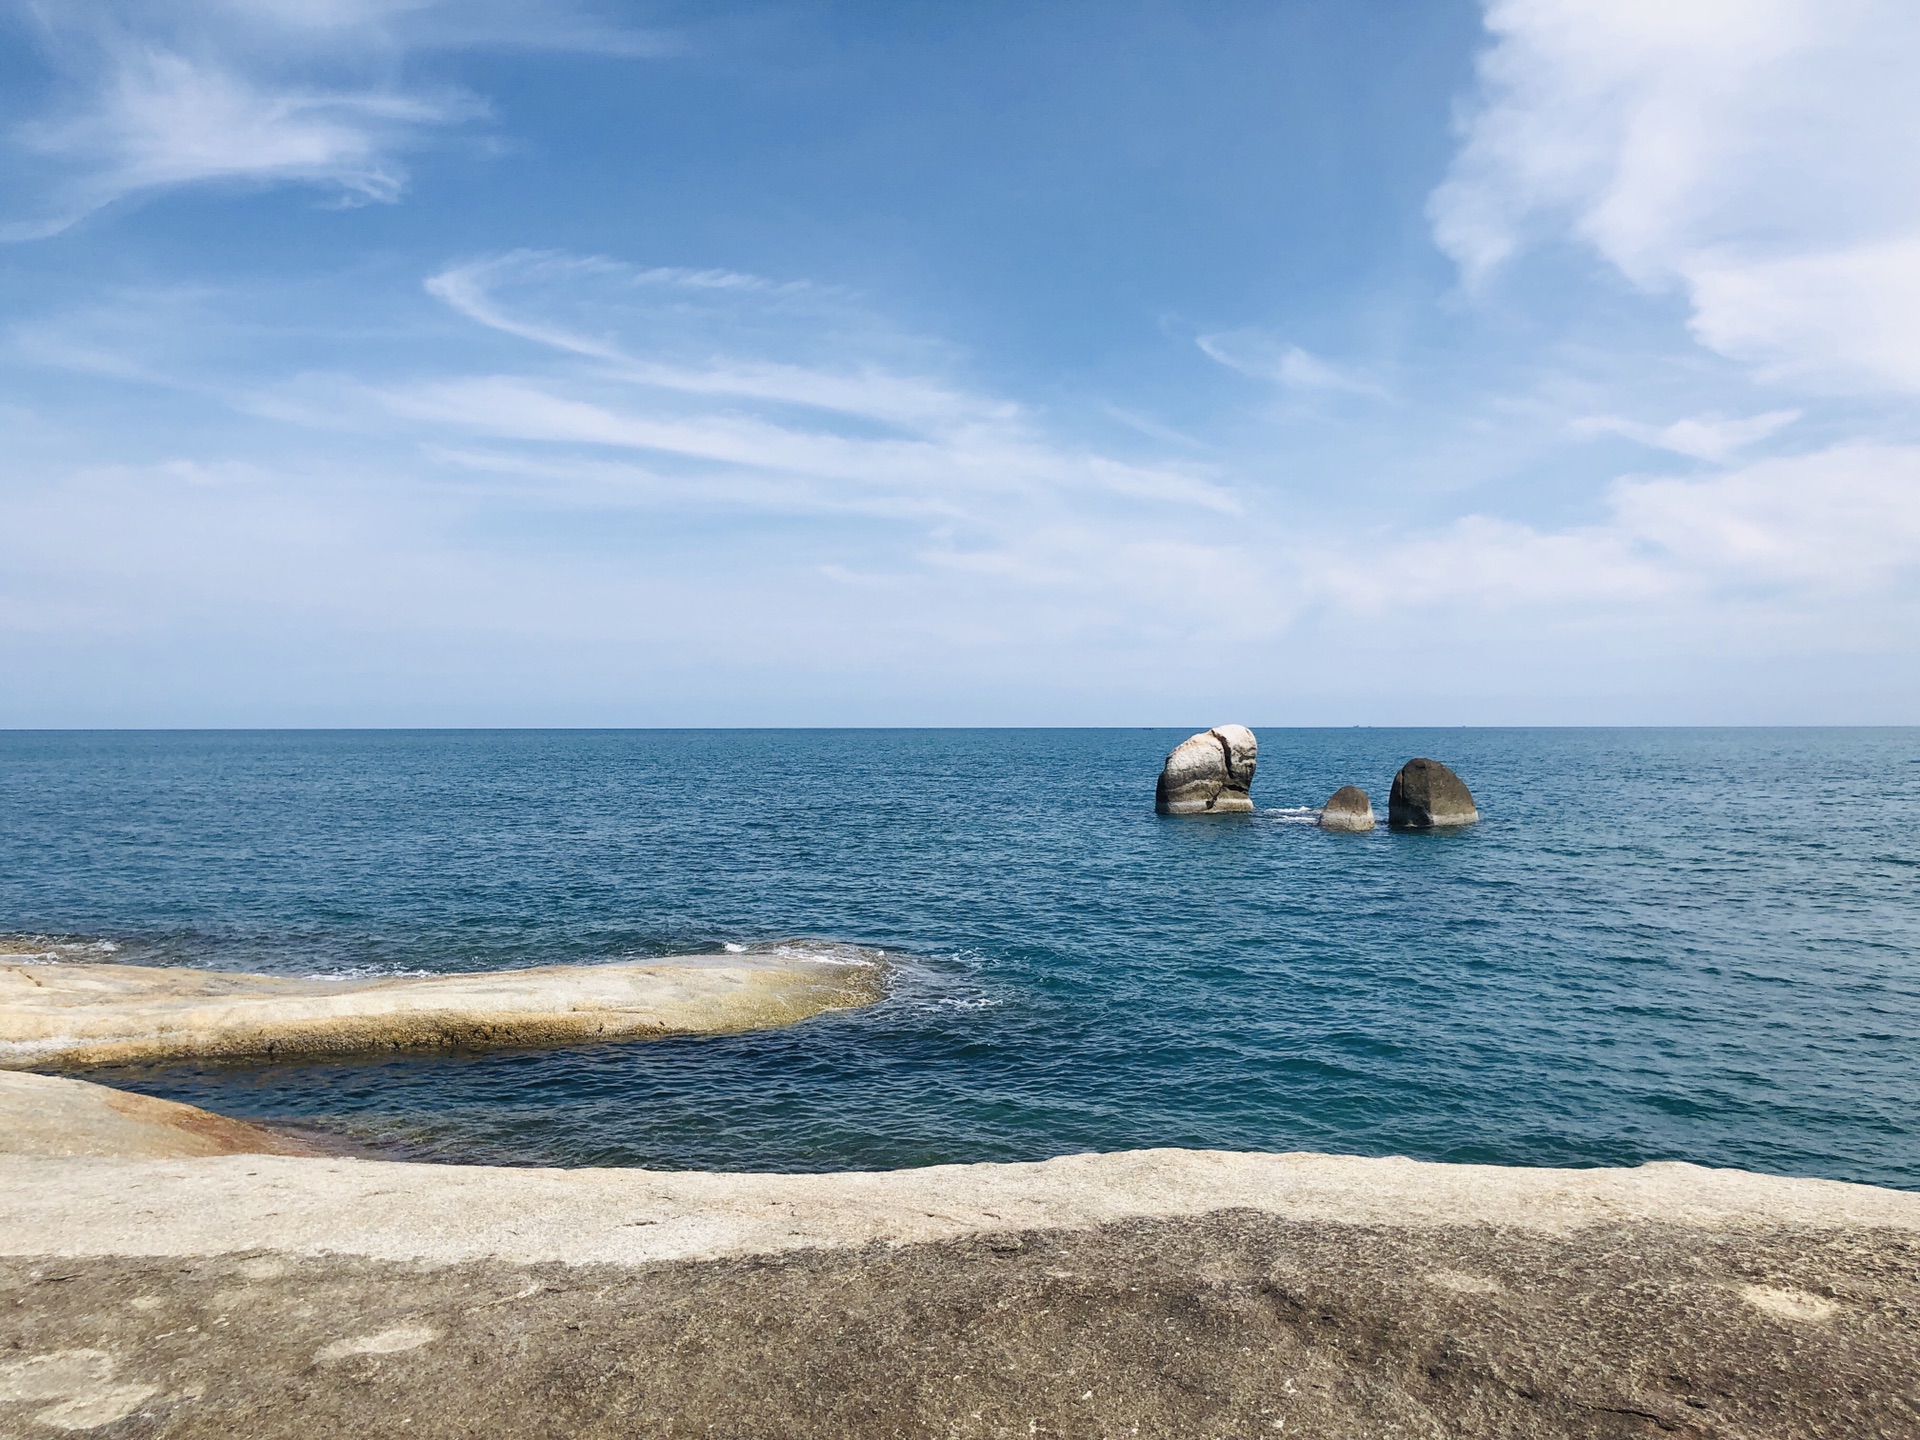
[1319,785,1375,831]
[0,952,885,1069]
[1154,725,1257,814]
[0,1071,312,1159]
[1388,757,1479,829]
[2,1136,1915,1439]
[5,1077,1917,1437]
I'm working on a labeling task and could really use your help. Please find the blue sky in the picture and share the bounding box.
[3,0,1918,725]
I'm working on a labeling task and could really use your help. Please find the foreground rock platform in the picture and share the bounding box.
[0,952,884,1068]
[2,1076,1916,1438]
[6,1210,1913,1439]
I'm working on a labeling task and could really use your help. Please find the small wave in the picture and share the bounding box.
[871,946,1009,1016]
[299,942,887,980]
[736,938,889,968]
[1266,807,1323,824]
[299,965,438,981]
[0,934,121,965]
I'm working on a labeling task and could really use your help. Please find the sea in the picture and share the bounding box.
[2,728,1916,1188]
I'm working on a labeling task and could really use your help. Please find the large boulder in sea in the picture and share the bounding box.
[1387,758,1479,829]
[1318,785,1375,832]
[1155,725,1257,815]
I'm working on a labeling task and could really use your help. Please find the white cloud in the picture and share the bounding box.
[10,249,1920,721]
[1611,445,1920,590]
[405,252,1241,515]
[1433,0,1920,393]
[424,252,1005,432]
[1195,330,1381,396]
[6,254,1250,626]
[1687,237,1920,391]
[1316,443,1920,615]
[11,51,461,230]
[1572,409,1799,463]
[1,0,662,237]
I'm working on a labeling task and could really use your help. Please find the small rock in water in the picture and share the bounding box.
[1155,726,1257,815]
[1318,785,1375,832]
[1387,758,1478,829]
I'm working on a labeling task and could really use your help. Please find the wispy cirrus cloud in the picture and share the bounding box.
[1571,409,1800,463]
[0,252,1283,718]
[0,0,667,238]
[408,251,1240,515]
[424,252,1008,433]
[1194,328,1382,397]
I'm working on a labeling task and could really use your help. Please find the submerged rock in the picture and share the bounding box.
[1318,785,1375,832]
[1387,758,1479,829]
[1154,725,1257,815]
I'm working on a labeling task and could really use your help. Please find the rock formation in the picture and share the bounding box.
[1154,725,1257,814]
[1318,785,1375,832]
[1387,758,1479,829]
[3,1103,1916,1439]
[0,1069,312,1159]
[0,952,886,1068]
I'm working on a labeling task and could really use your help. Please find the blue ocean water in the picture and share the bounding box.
[2,728,1916,1188]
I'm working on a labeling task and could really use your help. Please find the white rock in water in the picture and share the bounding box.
[1155,725,1257,815]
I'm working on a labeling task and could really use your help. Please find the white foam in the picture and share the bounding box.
[300,966,436,982]
[0,935,121,965]
[744,939,887,968]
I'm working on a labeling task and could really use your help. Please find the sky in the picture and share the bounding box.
[2,0,1918,726]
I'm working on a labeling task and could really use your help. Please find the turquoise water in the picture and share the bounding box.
[2,728,1916,1187]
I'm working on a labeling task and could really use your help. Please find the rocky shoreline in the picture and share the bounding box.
[0,951,884,1068]
[3,1072,1916,1437]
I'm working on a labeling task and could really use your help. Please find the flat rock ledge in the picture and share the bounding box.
[2,1076,1916,1439]
[0,953,884,1068]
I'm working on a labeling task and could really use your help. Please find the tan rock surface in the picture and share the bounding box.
[3,1076,1916,1438]
[2,1134,1914,1268]
[0,1071,313,1160]
[0,952,885,1068]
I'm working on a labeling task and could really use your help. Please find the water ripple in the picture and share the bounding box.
[2,727,1915,1186]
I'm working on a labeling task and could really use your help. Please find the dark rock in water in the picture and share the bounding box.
[1154,726,1257,815]
[1388,758,1478,829]
[1318,785,1375,832]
